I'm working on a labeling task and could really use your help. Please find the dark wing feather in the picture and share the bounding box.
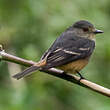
[41,33,95,69]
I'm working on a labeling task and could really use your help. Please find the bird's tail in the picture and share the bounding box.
[12,66,41,80]
[12,53,49,80]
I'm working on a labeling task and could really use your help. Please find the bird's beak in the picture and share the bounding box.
[94,29,104,34]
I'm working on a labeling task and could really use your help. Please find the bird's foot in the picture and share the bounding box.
[76,71,85,82]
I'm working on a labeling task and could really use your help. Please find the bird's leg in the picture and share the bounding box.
[76,71,85,81]
[62,71,67,74]
[62,71,85,82]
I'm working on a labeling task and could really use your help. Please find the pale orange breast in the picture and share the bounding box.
[58,58,89,74]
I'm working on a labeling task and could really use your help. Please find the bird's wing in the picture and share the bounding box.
[42,37,95,69]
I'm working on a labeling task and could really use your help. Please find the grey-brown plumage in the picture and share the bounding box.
[13,20,103,80]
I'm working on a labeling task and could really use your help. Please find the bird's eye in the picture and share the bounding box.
[83,28,89,32]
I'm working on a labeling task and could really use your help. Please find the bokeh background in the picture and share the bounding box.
[0,0,110,110]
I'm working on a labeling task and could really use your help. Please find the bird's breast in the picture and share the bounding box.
[58,57,89,74]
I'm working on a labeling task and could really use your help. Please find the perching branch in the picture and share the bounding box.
[0,45,110,98]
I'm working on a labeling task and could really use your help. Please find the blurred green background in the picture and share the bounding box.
[0,0,110,110]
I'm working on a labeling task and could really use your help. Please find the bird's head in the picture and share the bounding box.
[72,20,103,40]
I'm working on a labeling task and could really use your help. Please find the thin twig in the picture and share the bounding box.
[0,48,110,97]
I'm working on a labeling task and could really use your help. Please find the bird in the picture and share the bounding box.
[13,20,103,80]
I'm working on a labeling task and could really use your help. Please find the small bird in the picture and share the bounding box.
[13,20,103,80]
